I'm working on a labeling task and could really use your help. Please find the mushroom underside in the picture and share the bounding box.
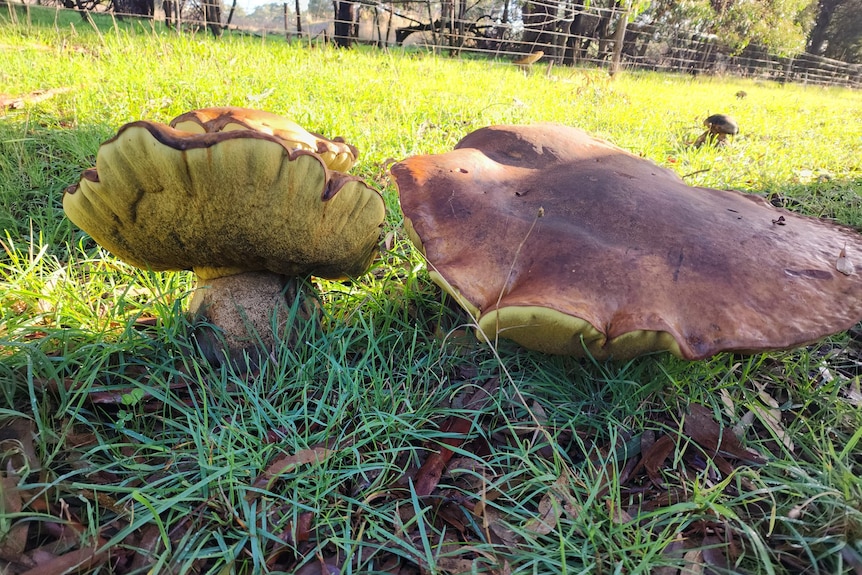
[63,115,385,366]
[392,123,862,360]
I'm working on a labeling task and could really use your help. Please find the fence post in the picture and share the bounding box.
[283,2,288,40]
[294,0,301,36]
[610,3,630,76]
[6,0,18,25]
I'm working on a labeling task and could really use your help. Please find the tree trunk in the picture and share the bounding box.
[596,0,620,60]
[807,0,842,55]
[333,1,356,47]
[203,0,222,37]
[440,0,453,45]
[225,0,237,27]
[564,4,600,65]
[522,0,557,52]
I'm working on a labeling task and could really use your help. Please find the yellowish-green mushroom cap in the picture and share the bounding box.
[169,106,359,172]
[392,123,862,361]
[63,120,384,282]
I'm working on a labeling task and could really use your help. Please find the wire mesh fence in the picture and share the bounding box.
[6,0,861,88]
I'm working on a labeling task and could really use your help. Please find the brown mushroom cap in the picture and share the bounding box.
[513,51,544,66]
[63,120,384,281]
[704,114,739,135]
[392,123,862,360]
[170,107,359,172]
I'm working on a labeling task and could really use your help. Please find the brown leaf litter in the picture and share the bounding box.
[0,355,807,574]
[1,88,73,112]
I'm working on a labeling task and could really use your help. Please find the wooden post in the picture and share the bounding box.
[609,2,630,76]
[425,0,437,48]
[784,55,794,84]
[373,6,381,47]
[6,0,18,25]
[295,0,301,35]
[384,7,393,46]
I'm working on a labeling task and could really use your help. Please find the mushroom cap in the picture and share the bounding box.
[170,107,359,172]
[704,114,739,135]
[392,123,862,360]
[513,51,544,66]
[64,120,385,281]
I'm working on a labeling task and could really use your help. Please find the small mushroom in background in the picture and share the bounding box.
[391,123,862,361]
[64,109,385,368]
[694,113,739,147]
[513,51,544,72]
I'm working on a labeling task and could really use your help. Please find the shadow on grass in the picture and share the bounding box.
[764,176,862,229]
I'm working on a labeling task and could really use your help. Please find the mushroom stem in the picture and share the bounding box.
[188,271,319,368]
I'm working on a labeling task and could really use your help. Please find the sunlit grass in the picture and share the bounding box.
[1,6,862,573]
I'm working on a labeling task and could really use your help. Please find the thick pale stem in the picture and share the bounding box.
[188,271,318,368]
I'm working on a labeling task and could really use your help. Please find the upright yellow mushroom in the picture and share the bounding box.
[64,109,385,367]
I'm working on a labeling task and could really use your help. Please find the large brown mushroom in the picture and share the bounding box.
[64,110,385,367]
[391,123,862,360]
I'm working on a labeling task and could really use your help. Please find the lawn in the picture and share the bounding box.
[1,5,862,574]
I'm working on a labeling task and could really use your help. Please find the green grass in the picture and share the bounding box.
[2,5,862,573]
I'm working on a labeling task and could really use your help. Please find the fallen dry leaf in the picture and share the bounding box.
[842,377,862,407]
[445,456,492,492]
[414,381,498,497]
[414,415,473,497]
[0,418,40,473]
[250,447,334,495]
[682,549,706,574]
[0,87,72,111]
[684,404,767,464]
[0,472,28,562]
[281,511,314,547]
[654,537,688,575]
[483,505,522,548]
[548,475,583,524]
[640,434,676,487]
[700,533,734,571]
[436,556,477,573]
[606,498,633,525]
[840,546,862,575]
[523,491,560,536]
